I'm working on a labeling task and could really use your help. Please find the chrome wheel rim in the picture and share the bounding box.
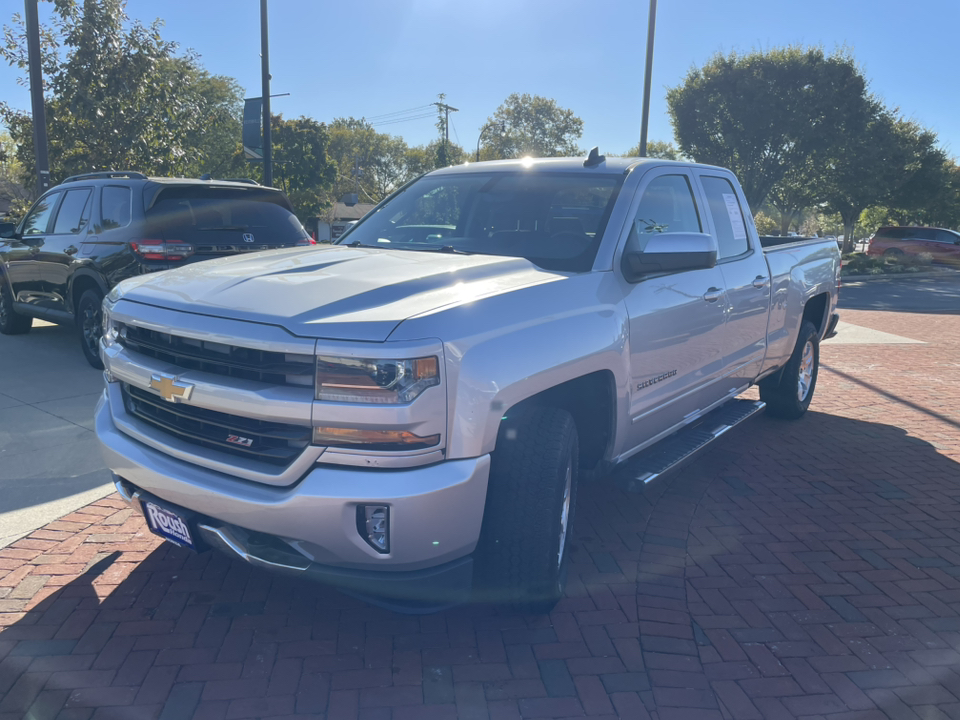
[797,341,814,402]
[557,463,572,569]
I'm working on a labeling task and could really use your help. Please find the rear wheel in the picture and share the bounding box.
[77,289,104,369]
[0,278,32,335]
[760,320,820,419]
[477,406,579,613]
[884,248,904,258]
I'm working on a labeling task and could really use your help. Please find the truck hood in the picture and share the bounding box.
[116,245,564,341]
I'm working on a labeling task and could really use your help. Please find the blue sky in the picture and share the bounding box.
[2,0,959,159]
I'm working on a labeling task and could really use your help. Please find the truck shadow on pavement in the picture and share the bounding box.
[2,411,960,719]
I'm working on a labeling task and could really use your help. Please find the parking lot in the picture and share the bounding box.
[1,271,959,720]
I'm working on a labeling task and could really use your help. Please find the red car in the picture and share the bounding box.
[867,226,960,265]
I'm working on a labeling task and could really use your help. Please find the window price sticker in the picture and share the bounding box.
[722,193,747,241]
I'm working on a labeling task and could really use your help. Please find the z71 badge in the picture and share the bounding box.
[226,434,254,447]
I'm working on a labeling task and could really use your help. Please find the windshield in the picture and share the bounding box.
[336,171,624,272]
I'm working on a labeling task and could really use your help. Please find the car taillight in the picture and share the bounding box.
[130,239,195,262]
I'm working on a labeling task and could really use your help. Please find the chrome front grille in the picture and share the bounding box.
[118,325,314,387]
[122,384,312,467]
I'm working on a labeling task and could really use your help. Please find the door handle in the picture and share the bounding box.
[752,275,769,288]
[703,287,723,303]
[65,245,78,256]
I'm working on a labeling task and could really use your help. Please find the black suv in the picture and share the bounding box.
[0,171,311,367]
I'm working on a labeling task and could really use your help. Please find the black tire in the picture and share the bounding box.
[0,277,32,335]
[476,406,579,613]
[760,320,820,419]
[884,248,904,257]
[76,289,104,369]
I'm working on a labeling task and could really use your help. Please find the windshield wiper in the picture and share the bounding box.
[387,244,473,255]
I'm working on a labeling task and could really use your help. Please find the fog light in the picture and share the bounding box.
[357,505,390,554]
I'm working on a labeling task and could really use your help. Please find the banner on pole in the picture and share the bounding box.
[243,98,263,161]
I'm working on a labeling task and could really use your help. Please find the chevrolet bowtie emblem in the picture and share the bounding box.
[149,373,194,403]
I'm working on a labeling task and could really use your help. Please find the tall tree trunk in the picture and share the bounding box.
[779,212,791,236]
[841,220,856,254]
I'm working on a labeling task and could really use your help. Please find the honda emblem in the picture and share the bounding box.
[243,233,255,243]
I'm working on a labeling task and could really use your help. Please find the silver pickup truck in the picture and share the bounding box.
[96,155,840,612]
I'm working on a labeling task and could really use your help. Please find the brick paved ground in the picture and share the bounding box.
[1,307,959,720]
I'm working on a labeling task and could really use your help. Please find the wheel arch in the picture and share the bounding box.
[68,270,109,315]
[499,370,618,473]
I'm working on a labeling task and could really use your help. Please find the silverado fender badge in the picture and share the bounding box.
[149,373,195,403]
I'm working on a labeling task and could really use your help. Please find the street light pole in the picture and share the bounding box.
[260,0,273,186]
[476,122,506,162]
[638,0,658,157]
[24,0,49,194]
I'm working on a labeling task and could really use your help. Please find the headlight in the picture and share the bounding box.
[316,355,440,404]
[101,301,119,347]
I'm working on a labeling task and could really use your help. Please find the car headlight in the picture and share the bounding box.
[101,300,119,347]
[316,355,440,404]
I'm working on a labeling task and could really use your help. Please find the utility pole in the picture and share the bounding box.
[24,0,49,194]
[260,0,273,186]
[434,100,459,158]
[639,0,658,157]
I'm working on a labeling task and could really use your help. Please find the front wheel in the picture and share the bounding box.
[0,278,32,335]
[476,406,579,613]
[77,289,104,369]
[760,320,820,419]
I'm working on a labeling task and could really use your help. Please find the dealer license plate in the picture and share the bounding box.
[143,501,196,551]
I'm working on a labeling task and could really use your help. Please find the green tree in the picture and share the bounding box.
[667,47,870,209]
[323,117,411,212]
[752,210,779,235]
[481,93,583,159]
[621,140,683,159]
[822,112,940,253]
[406,138,467,178]
[0,0,244,186]
[256,115,336,223]
[768,158,824,235]
[885,137,952,227]
[0,132,31,221]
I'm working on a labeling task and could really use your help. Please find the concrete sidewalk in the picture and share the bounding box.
[0,322,113,549]
[1,307,958,719]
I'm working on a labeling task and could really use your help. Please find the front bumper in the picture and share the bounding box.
[96,391,490,602]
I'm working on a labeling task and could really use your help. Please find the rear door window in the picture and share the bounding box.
[915,228,937,241]
[52,189,93,235]
[700,175,750,259]
[101,186,132,229]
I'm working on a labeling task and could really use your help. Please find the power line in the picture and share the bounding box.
[365,104,434,121]
[370,112,437,127]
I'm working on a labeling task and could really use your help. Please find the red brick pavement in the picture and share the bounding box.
[1,308,959,719]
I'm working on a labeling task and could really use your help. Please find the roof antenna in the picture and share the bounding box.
[583,146,605,167]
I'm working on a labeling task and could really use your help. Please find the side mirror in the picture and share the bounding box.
[0,222,16,239]
[621,232,718,282]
